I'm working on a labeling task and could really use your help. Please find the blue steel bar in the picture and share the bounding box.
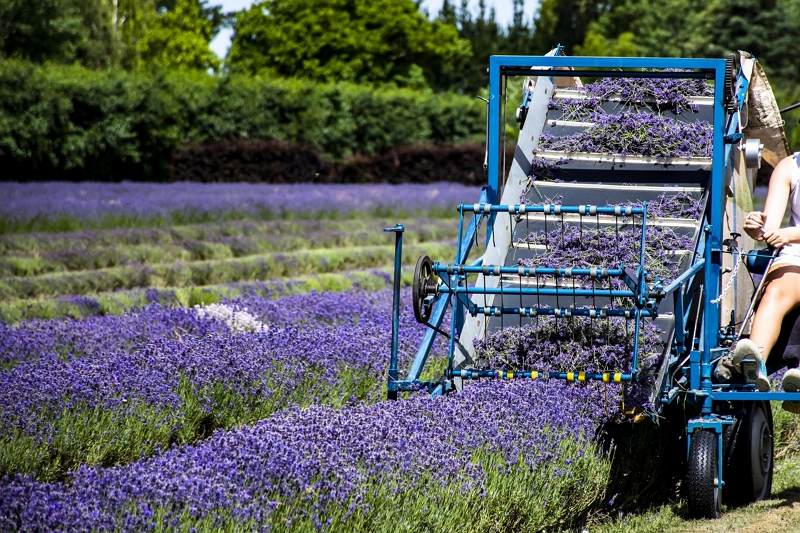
[383,224,404,400]
[712,391,800,401]
[660,259,706,295]
[404,188,488,382]
[700,58,727,417]
[630,203,648,373]
[448,368,633,383]
[472,305,653,318]
[433,263,625,278]
[459,203,645,216]
[442,286,636,298]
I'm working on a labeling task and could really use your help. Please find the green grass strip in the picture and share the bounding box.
[0,267,413,323]
[0,241,451,301]
[0,216,456,276]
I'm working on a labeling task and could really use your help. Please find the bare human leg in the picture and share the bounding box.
[749,265,800,357]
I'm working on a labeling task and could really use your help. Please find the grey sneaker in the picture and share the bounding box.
[714,354,740,382]
[732,338,771,391]
[782,368,800,414]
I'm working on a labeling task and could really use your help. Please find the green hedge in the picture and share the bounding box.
[0,60,485,181]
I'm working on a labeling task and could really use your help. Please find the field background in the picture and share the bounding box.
[2,0,800,530]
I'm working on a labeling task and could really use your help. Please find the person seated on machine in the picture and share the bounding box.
[716,152,800,412]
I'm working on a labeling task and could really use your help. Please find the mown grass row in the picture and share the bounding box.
[0,206,455,235]
[0,241,452,301]
[0,268,404,323]
[0,217,456,276]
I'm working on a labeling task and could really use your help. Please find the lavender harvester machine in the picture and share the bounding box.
[383,50,795,518]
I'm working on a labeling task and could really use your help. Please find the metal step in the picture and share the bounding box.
[532,150,712,184]
[550,89,714,123]
[527,181,705,206]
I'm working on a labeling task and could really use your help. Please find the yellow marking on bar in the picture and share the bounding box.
[566,372,574,382]
[578,371,586,382]
[507,371,514,379]
[531,371,538,380]
[602,373,610,383]
[614,372,622,383]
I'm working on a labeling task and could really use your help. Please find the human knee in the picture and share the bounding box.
[760,283,796,309]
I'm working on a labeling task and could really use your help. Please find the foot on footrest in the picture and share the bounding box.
[732,338,771,392]
[782,368,800,413]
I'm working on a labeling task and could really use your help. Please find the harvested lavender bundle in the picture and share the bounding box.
[516,224,693,283]
[627,192,704,219]
[539,111,712,158]
[474,316,663,374]
[550,77,713,117]
[584,77,712,114]
[548,96,603,122]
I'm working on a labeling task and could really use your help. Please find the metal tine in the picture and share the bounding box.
[535,271,541,343]
[483,266,488,339]
[519,270,523,329]
[499,270,505,332]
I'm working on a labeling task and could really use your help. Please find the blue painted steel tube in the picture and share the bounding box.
[442,286,636,298]
[449,368,633,383]
[383,224,404,400]
[630,203,648,373]
[460,203,645,216]
[404,188,488,382]
[661,259,706,295]
[700,59,727,416]
[433,263,625,278]
[472,305,652,318]
[712,391,800,401]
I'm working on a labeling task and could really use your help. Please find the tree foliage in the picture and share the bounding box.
[0,0,222,71]
[227,0,469,90]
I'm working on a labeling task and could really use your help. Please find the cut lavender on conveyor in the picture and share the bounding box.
[550,76,713,116]
[540,111,712,158]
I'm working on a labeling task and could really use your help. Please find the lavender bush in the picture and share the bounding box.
[0,290,440,480]
[0,380,613,531]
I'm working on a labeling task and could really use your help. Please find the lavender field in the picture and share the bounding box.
[2,78,798,530]
[0,179,622,531]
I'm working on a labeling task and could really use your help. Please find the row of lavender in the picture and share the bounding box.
[0,182,478,233]
[0,288,614,530]
[0,290,428,479]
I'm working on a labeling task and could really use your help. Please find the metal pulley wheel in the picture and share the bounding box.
[744,138,764,169]
[412,255,437,324]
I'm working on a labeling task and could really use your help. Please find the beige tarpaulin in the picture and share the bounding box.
[740,51,791,168]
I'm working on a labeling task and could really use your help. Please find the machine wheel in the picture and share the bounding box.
[686,429,721,519]
[412,255,436,324]
[725,402,773,505]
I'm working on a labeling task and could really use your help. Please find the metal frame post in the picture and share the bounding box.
[384,224,404,400]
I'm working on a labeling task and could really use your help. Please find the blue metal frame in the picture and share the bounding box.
[381,52,797,508]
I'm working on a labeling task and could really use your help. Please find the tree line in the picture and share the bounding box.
[0,0,797,182]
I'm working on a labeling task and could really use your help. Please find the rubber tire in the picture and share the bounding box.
[412,255,434,324]
[725,402,773,505]
[686,429,722,519]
